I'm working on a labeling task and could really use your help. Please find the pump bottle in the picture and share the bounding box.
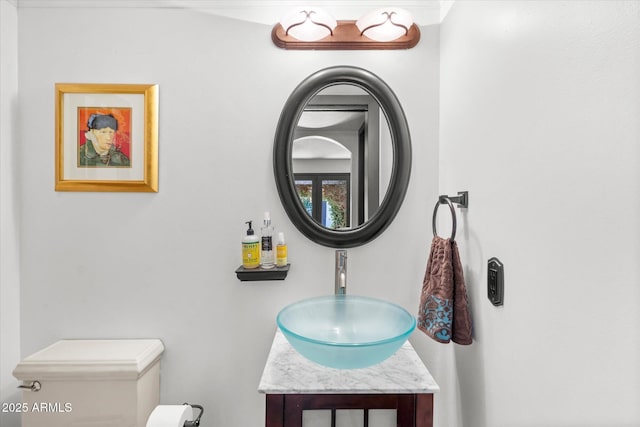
[242,221,260,269]
[260,212,275,269]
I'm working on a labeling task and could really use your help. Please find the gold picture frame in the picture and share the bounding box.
[55,83,158,192]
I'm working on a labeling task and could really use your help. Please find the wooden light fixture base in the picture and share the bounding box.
[272,20,420,50]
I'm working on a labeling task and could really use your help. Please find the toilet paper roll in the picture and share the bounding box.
[146,404,193,427]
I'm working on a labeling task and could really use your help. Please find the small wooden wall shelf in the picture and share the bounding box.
[236,264,290,281]
[272,20,420,50]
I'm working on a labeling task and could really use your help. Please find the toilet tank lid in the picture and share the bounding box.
[13,339,165,381]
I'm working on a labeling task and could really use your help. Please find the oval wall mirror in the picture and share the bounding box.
[273,66,412,248]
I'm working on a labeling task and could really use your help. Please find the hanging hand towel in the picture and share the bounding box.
[418,236,472,345]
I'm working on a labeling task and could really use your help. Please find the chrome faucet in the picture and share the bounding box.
[335,250,347,295]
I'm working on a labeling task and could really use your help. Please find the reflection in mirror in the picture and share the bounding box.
[292,85,392,230]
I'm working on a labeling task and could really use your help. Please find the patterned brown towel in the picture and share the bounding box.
[417,236,472,345]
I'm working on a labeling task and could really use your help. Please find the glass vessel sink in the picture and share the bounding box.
[276,295,416,369]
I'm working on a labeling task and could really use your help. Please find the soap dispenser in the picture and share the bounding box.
[242,221,260,269]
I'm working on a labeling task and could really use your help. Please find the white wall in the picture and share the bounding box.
[440,1,640,426]
[0,1,21,427]
[15,7,442,427]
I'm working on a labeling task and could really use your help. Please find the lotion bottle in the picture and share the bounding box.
[260,212,275,269]
[276,232,288,267]
[242,221,260,269]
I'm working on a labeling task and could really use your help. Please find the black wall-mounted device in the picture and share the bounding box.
[488,257,504,306]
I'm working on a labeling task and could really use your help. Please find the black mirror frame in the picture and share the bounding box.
[273,66,412,248]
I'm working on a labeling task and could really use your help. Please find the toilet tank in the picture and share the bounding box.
[13,339,164,427]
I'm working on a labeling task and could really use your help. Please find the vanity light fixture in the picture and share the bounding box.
[272,7,420,50]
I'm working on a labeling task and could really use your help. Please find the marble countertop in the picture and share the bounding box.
[258,329,440,394]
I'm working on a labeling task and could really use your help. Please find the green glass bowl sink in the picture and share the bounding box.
[276,295,416,369]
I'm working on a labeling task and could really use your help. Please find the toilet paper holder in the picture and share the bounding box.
[183,403,203,427]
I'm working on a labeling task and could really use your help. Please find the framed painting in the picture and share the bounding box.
[55,83,158,192]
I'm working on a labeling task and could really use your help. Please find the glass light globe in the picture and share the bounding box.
[356,8,413,42]
[280,8,337,42]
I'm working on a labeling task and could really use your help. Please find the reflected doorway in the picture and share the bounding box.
[294,174,350,229]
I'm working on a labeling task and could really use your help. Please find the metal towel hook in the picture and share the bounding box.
[432,191,468,241]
